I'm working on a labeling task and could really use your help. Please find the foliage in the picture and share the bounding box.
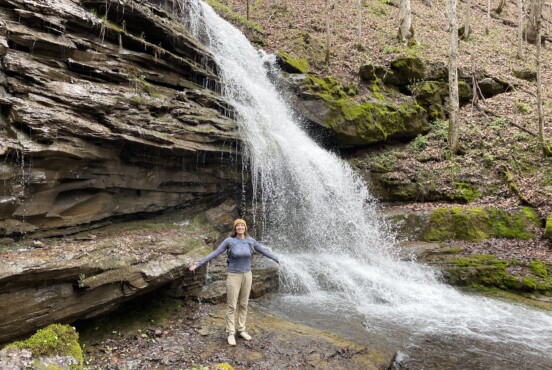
[409,134,428,152]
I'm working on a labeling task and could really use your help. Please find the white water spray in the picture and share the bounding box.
[183,0,552,361]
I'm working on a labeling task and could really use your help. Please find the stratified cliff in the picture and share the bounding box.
[0,0,241,236]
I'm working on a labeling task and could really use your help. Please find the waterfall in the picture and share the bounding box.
[182,0,552,362]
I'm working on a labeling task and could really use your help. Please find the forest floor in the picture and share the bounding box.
[211,0,552,257]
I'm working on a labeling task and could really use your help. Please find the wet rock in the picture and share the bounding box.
[0,201,241,343]
[0,0,241,236]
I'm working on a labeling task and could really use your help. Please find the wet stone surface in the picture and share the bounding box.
[77,294,391,370]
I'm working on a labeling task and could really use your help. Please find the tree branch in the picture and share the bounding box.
[474,102,538,137]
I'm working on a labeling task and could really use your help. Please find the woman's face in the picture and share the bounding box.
[235,223,246,235]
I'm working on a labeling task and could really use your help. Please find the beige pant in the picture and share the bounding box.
[226,271,253,334]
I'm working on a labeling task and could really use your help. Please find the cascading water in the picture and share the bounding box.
[183,0,552,366]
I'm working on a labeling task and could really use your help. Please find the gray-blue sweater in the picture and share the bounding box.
[195,237,279,273]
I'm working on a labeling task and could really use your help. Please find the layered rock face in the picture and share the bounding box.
[0,0,241,236]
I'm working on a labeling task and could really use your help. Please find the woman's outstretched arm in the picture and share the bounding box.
[252,239,279,264]
[189,238,230,271]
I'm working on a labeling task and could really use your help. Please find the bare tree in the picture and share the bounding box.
[398,0,415,45]
[325,0,332,65]
[357,0,363,49]
[461,0,472,40]
[246,0,250,20]
[525,0,540,43]
[535,0,549,155]
[486,0,491,35]
[448,0,460,154]
[517,0,524,58]
[495,0,508,13]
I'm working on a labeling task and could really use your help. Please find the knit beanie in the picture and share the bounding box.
[233,218,247,231]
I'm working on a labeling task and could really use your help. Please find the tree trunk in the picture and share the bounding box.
[448,0,460,154]
[357,0,363,48]
[525,0,538,44]
[535,0,547,154]
[325,0,331,65]
[495,0,507,13]
[398,0,414,45]
[461,0,472,40]
[486,0,490,35]
[517,0,524,58]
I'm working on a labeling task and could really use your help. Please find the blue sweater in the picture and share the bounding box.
[195,237,279,273]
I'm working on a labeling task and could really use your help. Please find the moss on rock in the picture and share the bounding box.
[325,98,428,146]
[545,214,552,240]
[9,323,83,370]
[387,55,426,85]
[297,73,429,146]
[423,207,540,242]
[444,254,552,294]
[277,51,309,74]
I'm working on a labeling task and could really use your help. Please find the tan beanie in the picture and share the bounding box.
[233,218,247,231]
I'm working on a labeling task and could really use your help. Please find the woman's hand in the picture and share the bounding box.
[189,262,197,272]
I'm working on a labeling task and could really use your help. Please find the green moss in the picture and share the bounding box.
[11,324,83,370]
[277,51,309,74]
[458,81,472,102]
[423,207,539,242]
[440,246,464,254]
[530,260,548,278]
[449,254,520,290]
[545,214,552,240]
[215,363,235,370]
[522,277,538,290]
[452,182,481,202]
[443,253,552,295]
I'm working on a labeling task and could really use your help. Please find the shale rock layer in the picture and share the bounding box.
[0,0,241,236]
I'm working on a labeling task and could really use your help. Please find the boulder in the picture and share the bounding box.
[0,324,83,370]
[384,206,540,242]
[284,74,430,148]
[359,56,426,86]
[513,69,537,81]
[358,63,388,82]
[477,77,508,98]
[276,51,309,74]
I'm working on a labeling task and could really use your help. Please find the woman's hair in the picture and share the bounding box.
[231,219,249,237]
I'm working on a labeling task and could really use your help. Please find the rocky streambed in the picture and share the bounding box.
[76,296,393,370]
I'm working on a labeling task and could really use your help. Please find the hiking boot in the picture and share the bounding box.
[239,331,252,341]
[227,335,236,346]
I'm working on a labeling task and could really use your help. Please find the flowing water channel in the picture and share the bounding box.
[182,1,552,368]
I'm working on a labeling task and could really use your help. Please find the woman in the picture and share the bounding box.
[189,218,280,346]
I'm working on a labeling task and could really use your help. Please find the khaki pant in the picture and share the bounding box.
[226,271,253,334]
